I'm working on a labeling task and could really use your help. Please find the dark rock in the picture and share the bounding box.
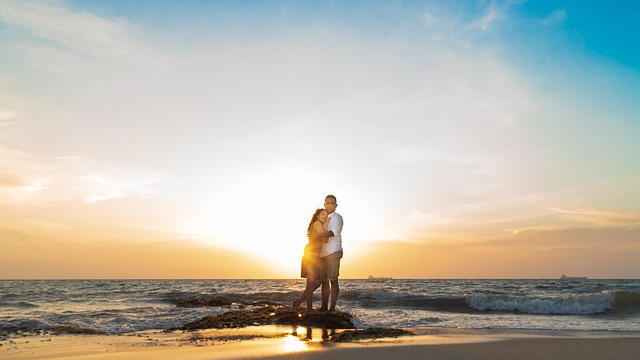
[50,326,106,335]
[175,297,282,308]
[247,300,282,307]
[289,311,356,329]
[0,326,105,336]
[176,297,233,307]
[174,306,355,330]
[331,328,414,342]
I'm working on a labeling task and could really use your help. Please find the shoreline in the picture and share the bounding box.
[3,326,640,360]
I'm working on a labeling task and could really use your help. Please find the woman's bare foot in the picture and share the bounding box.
[305,309,320,315]
[292,300,300,312]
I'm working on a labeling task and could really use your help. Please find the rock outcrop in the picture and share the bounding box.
[175,305,356,330]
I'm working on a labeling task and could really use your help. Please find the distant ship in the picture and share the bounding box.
[368,275,392,280]
[560,274,587,280]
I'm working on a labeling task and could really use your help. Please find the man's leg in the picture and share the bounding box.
[324,252,342,313]
[329,279,339,313]
[319,255,329,311]
[320,281,330,311]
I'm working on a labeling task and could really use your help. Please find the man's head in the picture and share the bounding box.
[324,195,337,214]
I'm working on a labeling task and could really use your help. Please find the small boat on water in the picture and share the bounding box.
[368,275,392,280]
[560,274,587,280]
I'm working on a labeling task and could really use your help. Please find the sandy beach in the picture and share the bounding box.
[3,326,639,360]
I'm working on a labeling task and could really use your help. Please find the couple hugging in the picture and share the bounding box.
[292,195,343,314]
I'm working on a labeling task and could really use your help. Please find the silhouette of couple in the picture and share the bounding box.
[292,195,343,314]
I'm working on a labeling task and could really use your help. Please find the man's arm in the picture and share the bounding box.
[315,230,334,242]
[317,214,341,240]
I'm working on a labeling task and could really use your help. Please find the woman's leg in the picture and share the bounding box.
[293,278,320,312]
[305,278,321,313]
[294,255,309,312]
[292,289,306,312]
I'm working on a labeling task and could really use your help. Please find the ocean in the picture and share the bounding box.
[1,279,639,333]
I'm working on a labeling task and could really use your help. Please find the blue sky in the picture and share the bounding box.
[517,0,640,69]
[1,0,639,278]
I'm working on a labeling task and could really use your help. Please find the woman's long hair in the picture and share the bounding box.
[307,208,326,237]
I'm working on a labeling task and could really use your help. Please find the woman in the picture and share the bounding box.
[292,208,329,313]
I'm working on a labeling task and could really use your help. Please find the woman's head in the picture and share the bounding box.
[307,208,328,234]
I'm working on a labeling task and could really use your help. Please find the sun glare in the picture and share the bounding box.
[280,334,310,353]
[182,174,329,275]
[179,170,386,277]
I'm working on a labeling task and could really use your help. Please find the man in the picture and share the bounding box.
[316,194,343,313]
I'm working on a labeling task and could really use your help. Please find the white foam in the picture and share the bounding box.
[465,290,615,315]
[344,288,411,301]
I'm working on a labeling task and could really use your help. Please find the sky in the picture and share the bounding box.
[1,0,639,279]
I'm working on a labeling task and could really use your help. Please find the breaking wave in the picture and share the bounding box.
[465,290,616,315]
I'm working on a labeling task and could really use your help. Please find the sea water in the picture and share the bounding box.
[1,279,639,333]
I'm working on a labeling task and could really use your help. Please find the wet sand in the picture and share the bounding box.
[2,326,639,360]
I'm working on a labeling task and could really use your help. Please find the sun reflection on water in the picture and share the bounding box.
[278,326,340,353]
[280,334,310,353]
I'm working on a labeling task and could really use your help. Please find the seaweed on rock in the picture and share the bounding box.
[175,306,356,330]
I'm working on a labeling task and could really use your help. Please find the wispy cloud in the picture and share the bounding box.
[76,172,165,205]
[468,1,503,31]
[0,145,166,207]
[0,147,47,206]
[0,0,167,68]
[539,10,567,27]
[0,108,18,121]
[553,208,640,228]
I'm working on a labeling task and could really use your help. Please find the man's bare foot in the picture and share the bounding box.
[292,300,300,313]
[305,309,320,315]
